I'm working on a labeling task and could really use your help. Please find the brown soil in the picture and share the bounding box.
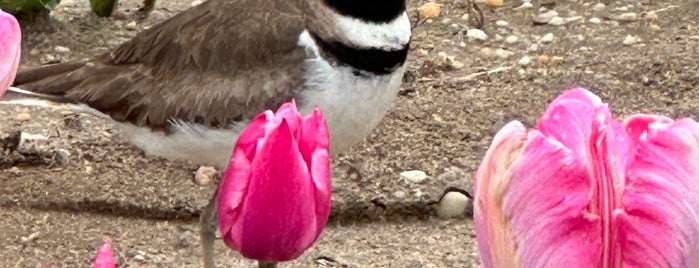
[1,0,698,267]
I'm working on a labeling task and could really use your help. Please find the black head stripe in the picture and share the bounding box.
[309,31,409,76]
[324,0,406,23]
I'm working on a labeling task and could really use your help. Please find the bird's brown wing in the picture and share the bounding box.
[16,0,309,130]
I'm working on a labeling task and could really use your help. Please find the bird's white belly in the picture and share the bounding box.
[126,31,405,169]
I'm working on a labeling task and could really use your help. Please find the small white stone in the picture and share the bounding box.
[589,17,601,24]
[459,41,467,47]
[540,32,555,43]
[495,20,509,27]
[125,21,138,30]
[479,47,495,59]
[548,16,565,25]
[618,12,637,21]
[392,191,407,199]
[518,56,532,66]
[516,2,533,9]
[54,46,70,53]
[466,29,488,41]
[527,44,539,52]
[193,166,218,185]
[400,170,428,184]
[505,35,518,44]
[495,48,513,59]
[592,3,605,10]
[461,13,470,21]
[437,191,472,218]
[623,35,641,45]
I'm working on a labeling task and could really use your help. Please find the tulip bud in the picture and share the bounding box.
[93,238,116,268]
[217,100,331,264]
[0,8,21,98]
[475,88,699,267]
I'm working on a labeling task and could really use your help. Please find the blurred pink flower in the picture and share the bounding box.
[93,238,115,268]
[217,100,332,263]
[0,8,21,97]
[474,88,699,267]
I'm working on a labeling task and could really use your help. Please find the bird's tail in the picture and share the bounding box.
[2,60,101,117]
[10,59,90,100]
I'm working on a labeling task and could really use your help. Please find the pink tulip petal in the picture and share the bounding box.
[474,120,528,268]
[235,111,271,160]
[218,148,253,251]
[617,115,699,267]
[301,107,331,240]
[0,8,21,97]
[93,239,116,268]
[476,88,699,267]
[228,119,316,262]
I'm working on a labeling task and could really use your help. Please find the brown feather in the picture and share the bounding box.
[15,0,310,131]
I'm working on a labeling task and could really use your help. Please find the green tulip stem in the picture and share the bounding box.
[258,262,277,268]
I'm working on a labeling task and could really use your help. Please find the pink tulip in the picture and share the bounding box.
[474,88,699,268]
[217,101,331,264]
[93,238,116,268]
[0,8,21,97]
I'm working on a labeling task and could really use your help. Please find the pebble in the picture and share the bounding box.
[481,0,503,6]
[400,170,428,184]
[392,191,407,199]
[504,35,518,44]
[617,12,637,21]
[479,47,495,59]
[540,33,555,43]
[548,16,565,26]
[533,10,558,24]
[644,11,658,20]
[54,46,70,53]
[589,17,601,24]
[16,113,31,121]
[623,35,641,45]
[495,20,509,27]
[527,44,539,52]
[592,3,606,11]
[437,189,472,219]
[125,21,138,30]
[538,54,550,64]
[515,2,533,9]
[495,48,513,59]
[461,14,469,21]
[417,2,441,19]
[518,56,532,66]
[466,29,488,41]
[413,48,428,57]
[193,166,218,185]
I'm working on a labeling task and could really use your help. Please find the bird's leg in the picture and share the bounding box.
[258,262,278,268]
[469,0,485,29]
[200,189,219,268]
[140,0,156,15]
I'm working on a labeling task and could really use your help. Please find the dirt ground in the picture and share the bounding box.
[1,0,698,267]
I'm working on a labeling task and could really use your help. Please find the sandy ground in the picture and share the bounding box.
[1,0,698,267]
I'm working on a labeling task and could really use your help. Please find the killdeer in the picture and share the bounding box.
[13,0,411,169]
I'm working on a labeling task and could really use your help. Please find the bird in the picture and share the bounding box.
[12,0,412,169]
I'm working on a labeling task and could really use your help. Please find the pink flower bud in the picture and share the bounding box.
[475,88,699,267]
[0,8,21,97]
[217,100,331,263]
[93,238,116,268]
